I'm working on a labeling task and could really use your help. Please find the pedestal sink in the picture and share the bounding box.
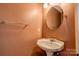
[37,38,64,56]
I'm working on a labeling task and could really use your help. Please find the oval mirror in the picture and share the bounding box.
[46,6,63,30]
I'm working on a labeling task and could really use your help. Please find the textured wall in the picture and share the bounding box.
[0,4,43,56]
[0,3,76,56]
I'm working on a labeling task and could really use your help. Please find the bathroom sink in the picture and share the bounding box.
[37,38,64,56]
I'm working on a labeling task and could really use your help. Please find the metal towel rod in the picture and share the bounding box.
[0,20,28,30]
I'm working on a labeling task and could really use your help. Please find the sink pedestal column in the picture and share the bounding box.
[46,51,54,56]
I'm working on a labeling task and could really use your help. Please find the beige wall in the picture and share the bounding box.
[0,4,42,56]
[76,4,79,54]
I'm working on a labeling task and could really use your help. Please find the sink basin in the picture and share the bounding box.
[37,38,64,56]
